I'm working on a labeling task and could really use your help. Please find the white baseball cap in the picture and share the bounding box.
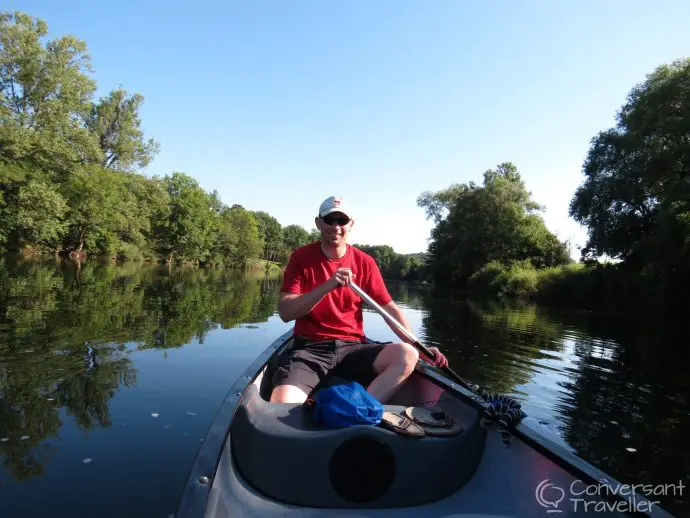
[318,196,352,218]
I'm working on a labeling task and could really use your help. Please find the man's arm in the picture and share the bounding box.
[278,267,354,322]
[278,282,335,322]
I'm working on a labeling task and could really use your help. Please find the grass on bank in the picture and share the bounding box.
[465,259,682,314]
[466,260,586,299]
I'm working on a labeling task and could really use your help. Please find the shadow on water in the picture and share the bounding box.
[0,255,281,515]
[389,283,689,516]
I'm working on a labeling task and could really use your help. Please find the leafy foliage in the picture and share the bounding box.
[13,180,68,248]
[61,165,143,255]
[0,11,318,265]
[569,58,690,311]
[570,58,690,266]
[282,224,312,251]
[354,244,426,282]
[418,162,571,287]
[216,205,263,267]
[87,88,160,171]
[251,211,283,262]
[0,11,100,179]
[153,172,219,263]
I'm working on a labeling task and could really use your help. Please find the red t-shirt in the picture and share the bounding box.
[280,242,393,342]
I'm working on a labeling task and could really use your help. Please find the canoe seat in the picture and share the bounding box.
[230,379,486,508]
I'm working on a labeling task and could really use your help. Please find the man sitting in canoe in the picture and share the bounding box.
[270,195,448,404]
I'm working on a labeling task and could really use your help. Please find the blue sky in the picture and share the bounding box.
[7,1,690,255]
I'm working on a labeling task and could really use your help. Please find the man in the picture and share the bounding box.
[270,195,448,404]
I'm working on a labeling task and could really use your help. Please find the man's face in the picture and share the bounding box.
[316,212,353,246]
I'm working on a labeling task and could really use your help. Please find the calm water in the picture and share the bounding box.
[0,257,688,517]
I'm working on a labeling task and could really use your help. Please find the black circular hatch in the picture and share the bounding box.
[329,435,396,503]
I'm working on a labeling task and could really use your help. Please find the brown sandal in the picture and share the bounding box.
[404,405,464,436]
[379,411,426,437]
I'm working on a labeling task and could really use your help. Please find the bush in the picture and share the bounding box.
[468,260,584,299]
[465,257,687,314]
[536,263,587,295]
[467,259,541,297]
[466,261,505,295]
[115,242,145,262]
[498,261,539,297]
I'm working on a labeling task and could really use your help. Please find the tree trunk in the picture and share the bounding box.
[77,228,86,253]
[69,228,87,260]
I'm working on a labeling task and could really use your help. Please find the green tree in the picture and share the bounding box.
[0,11,100,180]
[13,180,68,250]
[154,172,219,263]
[282,224,311,252]
[0,162,26,245]
[308,228,321,242]
[404,255,425,281]
[0,10,101,248]
[117,173,170,259]
[251,210,283,263]
[570,59,690,269]
[61,166,140,256]
[216,205,263,267]
[87,88,160,172]
[418,162,570,286]
[390,254,413,279]
[356,244,397,276]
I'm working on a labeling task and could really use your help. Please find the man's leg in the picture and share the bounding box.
[367,342,419,401]
[270,384,310,404]
[269,340,334,403]
[335,341,419,403]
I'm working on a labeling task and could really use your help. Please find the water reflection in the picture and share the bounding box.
[554,314,690,514]
[0,256,280,488]
[398,284,689,516]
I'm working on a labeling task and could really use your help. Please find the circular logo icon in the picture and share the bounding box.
[536,479,565,513]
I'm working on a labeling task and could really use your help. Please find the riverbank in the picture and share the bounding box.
[462,260,689,317]
[3,249,284,275]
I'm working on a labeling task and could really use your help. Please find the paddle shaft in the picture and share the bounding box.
[348,281,470,390]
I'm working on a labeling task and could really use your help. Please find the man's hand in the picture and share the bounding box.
[421,346,448,369]
[328,267,356,288]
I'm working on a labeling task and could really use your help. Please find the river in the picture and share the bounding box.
[0,257,687,517]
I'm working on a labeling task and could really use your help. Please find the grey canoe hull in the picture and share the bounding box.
[175,330,673,517]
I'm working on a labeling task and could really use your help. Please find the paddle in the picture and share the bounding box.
[348,280,528,431]
[348,280,476,393]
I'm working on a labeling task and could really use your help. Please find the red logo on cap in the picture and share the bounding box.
[333,199,340,207]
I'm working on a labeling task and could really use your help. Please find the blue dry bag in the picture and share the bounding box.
[311,381,384,428]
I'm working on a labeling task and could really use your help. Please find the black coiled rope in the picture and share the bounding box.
[470,387,526,444]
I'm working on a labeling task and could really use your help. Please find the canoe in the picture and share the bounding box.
[174,328,673,518]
